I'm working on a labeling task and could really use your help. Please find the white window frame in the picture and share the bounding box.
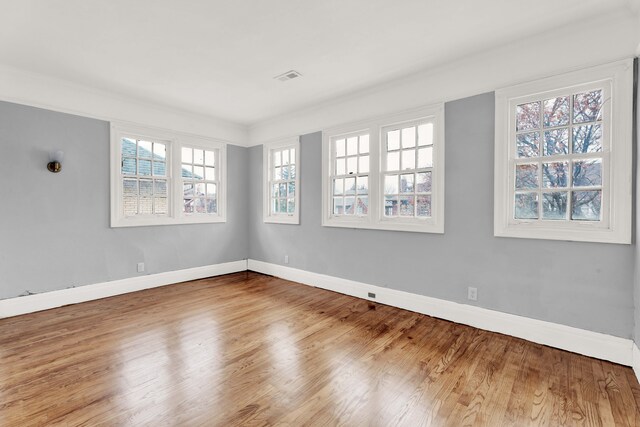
[263,137,300,224]
[110,123,227,227]
[322,104,445,233]
[494,59,633,244]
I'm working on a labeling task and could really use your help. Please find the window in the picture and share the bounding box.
[111,123,226,227]
[263,138,300,224]
[494,60,632,243]
[322,104,444,233]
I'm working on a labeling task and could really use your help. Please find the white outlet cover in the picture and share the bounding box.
[467,287,477,301]
[137,262,145,273]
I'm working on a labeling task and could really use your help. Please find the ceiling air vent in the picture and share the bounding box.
[274,70,302,82]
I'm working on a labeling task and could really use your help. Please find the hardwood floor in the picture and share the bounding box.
[0,272,638,426]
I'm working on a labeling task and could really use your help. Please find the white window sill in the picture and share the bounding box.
[111,215,226,228]
[323,217,443,234]
[494,222,630,244]
[264,215,300,225]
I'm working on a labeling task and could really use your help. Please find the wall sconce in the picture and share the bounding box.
[47,150,64,173]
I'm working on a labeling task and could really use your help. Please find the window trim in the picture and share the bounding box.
[110,123,227,228]
[494,59,633,244]
[321,104,445,233]
[263,137,301,224]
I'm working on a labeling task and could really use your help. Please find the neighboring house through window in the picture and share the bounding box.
[263,138,300,224]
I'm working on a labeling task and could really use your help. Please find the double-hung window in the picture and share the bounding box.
[263,138,300,224]
[111,123,227,227]
[322,104,444,233]
[494,60,633,243]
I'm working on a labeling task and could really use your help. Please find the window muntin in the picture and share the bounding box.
[181,147,218,215]
[263,138,300,224]
[382,121,433,218]
[331,133,369,216]
[120,137,169,217]
[513,89,605,223]
[494,59,632,244]
[322,104,444,234]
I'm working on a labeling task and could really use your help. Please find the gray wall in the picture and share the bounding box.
[634,60,640,344]
[249,93,635,339]
[0,101,248,300]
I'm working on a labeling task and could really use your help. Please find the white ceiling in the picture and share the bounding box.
[0,0,637,126]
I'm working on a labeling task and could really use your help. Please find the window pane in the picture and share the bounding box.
[181,164,193,178]
[516,132,539,158]
[346,157,357,174]
[388,130,400,151]
[356,196,368,215]
[347,137,358,156]
[154,180,167,197]
[122,158,136,175]
[385,175,398,194]
[139,197,153,215]
[121,138,137,157]
[416,195,431,217]
[542,162,568,188]
[183,198,194,213]
[359,135,369,154]
[290,164,296,179]
[193,166,204,180]
[399,196,415,216]
[333,197,344,214]
[359,155,369,173]
[289,148,296,164]
[344,177,356,195]
[139,179,153,197]
[194,183,205,196]
[416,172,432,193]
[543,128,569,155]
[206,198,217,214]
[400,173,414,193]
[515,164,538,189]
[205,150,215,166]
[271,183,278,197]
[138,159,152,176]
[335,139,346,157]
[281,165,290,180]
[195,198,206,213]
[572,124,602,153]
[384,196,398,216]
[418,123,433,146]
[153,161,166,176]
[123,179,138,216]
[401,149,415,170]
[274,166,282,180]
[356,176,368,195]
[194,149,205,165]
[386,152,400,171]
[571,190,601,221]
[154,197,167,214]
[543,96,570,128]
[573,159,602,187]
[542,192,567,220]
[333,178,344,195]
[401,127,416,148]
[282,149,290,166]
[279,198,287,213]
[206,183,217,196]
[153,143,166,160]
[279,183,287,198]
[205,167,215,180]
[573,90,603,123]
[183,182,194,198]
[344,196,355,215]
[417,147,433,168]
[516,101,540,131]
[287,198,295,214]
[138,140,153,158]
[182,147,192,163]
[514,193,538,219]
[336,158,346,175]
[288,182,295,196]
[271,198,277,214]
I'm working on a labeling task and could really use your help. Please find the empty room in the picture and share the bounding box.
[1,1,640,426]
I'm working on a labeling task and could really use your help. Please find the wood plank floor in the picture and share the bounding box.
[0,272,638,426]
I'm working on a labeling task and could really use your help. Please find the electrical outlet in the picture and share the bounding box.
[284,255,289,264]
[137,262,145,273]
[467,287,477,301]
[368,292,376,299]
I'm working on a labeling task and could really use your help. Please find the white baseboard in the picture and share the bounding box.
[248,259,634,367]
[0,260,248,319]
[633,343,640,383]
